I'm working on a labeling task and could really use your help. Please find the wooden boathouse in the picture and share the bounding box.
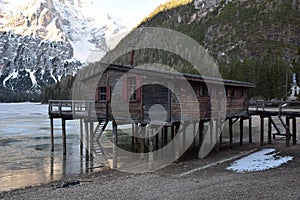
[49,64,256,164]
[48,64,298,169]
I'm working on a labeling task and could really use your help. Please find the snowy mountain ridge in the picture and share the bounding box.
[0,0,129,101]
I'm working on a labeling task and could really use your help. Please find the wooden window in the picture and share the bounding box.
[230,88,235,97]
[200,85,204,96]
[128,77,137,101]
[99,87,107,101]
[123,75,141,101]
[200,84,209,97]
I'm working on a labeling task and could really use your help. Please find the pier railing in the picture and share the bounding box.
[249,100,300,111]
[48,100,98,120]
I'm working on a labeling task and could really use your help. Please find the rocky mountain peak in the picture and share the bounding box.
[0,0,129,102]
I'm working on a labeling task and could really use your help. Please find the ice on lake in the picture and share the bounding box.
[0,102,89,191]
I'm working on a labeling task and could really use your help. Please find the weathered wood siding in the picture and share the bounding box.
[94,68,251,122]
[95,69,143,122]
[143,84,169,122]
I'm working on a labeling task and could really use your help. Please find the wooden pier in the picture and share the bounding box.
[47,64,299,169]
[48,100,299,165]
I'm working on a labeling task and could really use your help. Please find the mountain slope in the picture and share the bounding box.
[107,0,300,100]
[0,0,128,102]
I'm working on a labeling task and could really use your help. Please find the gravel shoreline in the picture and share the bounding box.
[1,141,300,200]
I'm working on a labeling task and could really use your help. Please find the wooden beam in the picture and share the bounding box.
[131,123,134,152]
[229,118,233,149]
[62,119,67,155]
[240,117,244,146]
[268,117,272,144]
[199,121,204,147]
[210,120,213,145]
[50,118,54,152]
[164,126,168,146]
[260,116,264,146]
[193,122,196,148]
[89,122,94,158]
[112,120,118,169]
[183,123,187,150]
[286,117,290,147]
[135,124,139,153]
[292,117,297,145]
[249,116,252,143]
[85,122,89,161]
[80,119,83,156]
[141,124,146,159]
[215,119,219,153]
[148,128,154,171]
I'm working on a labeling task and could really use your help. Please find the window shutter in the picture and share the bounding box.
[136,75,141,101]
[122,77,128,101]
[95,87,99,101]
[106,86,111,102]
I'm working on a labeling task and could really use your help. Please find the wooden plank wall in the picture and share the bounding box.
[95,69,250,123]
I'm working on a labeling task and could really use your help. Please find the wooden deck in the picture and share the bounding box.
[48,100,299,167]
[49,100,99,121]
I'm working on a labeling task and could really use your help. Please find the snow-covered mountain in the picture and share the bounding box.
[0,0,129,101]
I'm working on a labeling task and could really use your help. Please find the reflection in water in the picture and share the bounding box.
[0,103,133,192]
[0,103,94,192]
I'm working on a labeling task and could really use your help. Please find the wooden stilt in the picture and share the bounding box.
[134,124,139,153]
[85,122,89,161]
[155,127,159,151]
[163,126,168,146]
[80,119,83,155]
[62,155,67,175]
[148,128,154,171]
[131,123,134,152]
[50,152,54,175]
[260,116,264,146]
[240,117,244,146]
[161,127,164,148]
[62,119,67,155]
[89,122,94,158]
[229,118,233,149]
[249,116,252,143]
[209,120,213,144]
[199,121,204,147]
[170,125,174,154]
[171,125,175,139]
[140,124,146,159]
[286,117,290,147]
[215,119,219,153]
[292,117,297,145]
[174,123,181,161]
[193,122,196,148]
[268,116,272,144]
[219,132,223,143]
[112,120,118,169]
[183,122,186,150]
[50,118,54,152]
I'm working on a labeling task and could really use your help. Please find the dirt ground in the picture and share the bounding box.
[1,116,300,199]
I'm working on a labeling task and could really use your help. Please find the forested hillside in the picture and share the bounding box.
[109,0,300,100]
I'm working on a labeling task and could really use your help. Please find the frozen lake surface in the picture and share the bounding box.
[0,103,87,191]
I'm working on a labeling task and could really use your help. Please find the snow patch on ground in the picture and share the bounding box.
[227,148,293,173]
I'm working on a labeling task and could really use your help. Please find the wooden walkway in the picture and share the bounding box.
[48,100,299,166]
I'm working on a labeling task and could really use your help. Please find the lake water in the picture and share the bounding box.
[0,103,90,191]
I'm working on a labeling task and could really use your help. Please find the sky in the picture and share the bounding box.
[2,0,169,26]
[85,0,169,26]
